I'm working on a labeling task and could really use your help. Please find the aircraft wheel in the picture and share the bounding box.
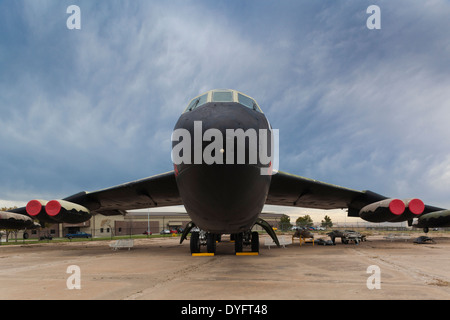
[207,233,216,253]
[251,231,259,252]
[190,232,200,253]
[234,233,243,253]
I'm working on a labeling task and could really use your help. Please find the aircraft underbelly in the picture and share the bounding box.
[176,164,271,233]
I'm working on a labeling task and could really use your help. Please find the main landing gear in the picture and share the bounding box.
[189,230,259,255]
[233,231,260,253]
[180,219,280,255]
[189,230,218,254]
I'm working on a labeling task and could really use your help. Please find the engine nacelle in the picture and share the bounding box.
[359,199,405,222]
[416,209,450,228]
[45,200,92,224]
[26,199,92,224]
[0,211,39,229]
[26,200,56,223]
[389,198,425,222]
[359,198,424,223]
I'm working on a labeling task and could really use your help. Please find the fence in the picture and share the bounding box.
[1,223,449,244]
[0,227,182,244]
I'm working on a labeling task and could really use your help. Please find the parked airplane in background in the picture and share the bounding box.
[2,89,450,254]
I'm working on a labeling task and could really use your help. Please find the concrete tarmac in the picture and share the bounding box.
[1,234,450,300]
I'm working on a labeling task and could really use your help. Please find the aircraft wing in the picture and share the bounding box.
[266,171,370,210]
[266,171,450,228]
[3,171,182,229]
[62,171,182,216]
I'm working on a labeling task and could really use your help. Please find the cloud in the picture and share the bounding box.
[261,1,450,207]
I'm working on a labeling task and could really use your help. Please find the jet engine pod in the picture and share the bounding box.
[359,199,405,223]
[0,211,38,229]
[45,200,92,224]
[416,209,450,228]
[26,199,58,223]
[389,198,425,222]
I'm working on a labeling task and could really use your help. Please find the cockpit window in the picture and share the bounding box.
[184,89,263,113]
[187,93,208,111]
[212,91,233,102]
[238,93,257,110]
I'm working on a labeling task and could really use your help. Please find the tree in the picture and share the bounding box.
[1,206,17,211]
[296,215,313,227]
[279,214,292,231]
[321,215,333,228]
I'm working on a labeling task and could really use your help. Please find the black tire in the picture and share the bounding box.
[207,233,216,254]
[234,233,243,253]
[251,231,259,252]
[190,232,200,253]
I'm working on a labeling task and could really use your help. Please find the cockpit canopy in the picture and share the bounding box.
[184,89,262,113]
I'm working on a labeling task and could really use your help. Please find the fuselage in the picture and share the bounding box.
[172,90,274,233]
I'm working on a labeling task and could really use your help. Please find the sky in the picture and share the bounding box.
[1,0,450,224]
